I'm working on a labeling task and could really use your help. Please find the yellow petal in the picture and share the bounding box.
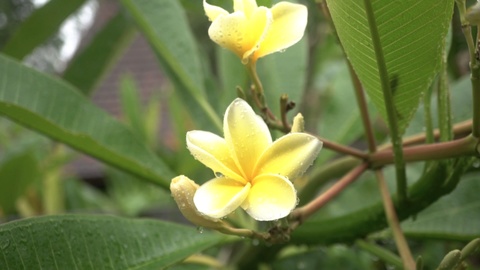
[234,0,258,17]
[253,2,308,60]
[194,177,251,219]
[208,8,271,62]
[203,0,229,21]
[254,133,322,180]
[187,130,245,183]
[170,175,224,228]
[224,98,272,179]
[243,174,297,221]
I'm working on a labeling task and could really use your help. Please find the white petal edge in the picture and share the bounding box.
[254,133,322,180]
[194,177,251,219]
[243,173,297,221]
[253,2,308,60]
[234,0,258,17]
[204,0,229,21]
[186,130,246,183]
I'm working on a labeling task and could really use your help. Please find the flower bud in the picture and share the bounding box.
[170,175,225,229]
[291,113,305,133]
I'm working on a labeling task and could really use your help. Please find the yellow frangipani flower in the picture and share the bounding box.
[186,98,322,221]
[203,0,308,63]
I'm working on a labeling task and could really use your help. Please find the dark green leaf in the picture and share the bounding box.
[119,0,222,130]
[2,0,86,60]
[0,54,174,189]
[0,151,38,214]
[0,215,225,269]
[402,173,480,240]
[119,75,148,142]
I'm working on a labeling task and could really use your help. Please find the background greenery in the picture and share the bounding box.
[0,0,479,269]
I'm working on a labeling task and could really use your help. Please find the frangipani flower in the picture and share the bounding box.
[204,0,308,64]
[187,98,322,221]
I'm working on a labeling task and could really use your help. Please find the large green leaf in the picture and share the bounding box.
[326,0,453,133]
[62,12,135,95]
[402,173,480,240]
[119,0,222,130]
[0,215,225,269]
[0,54,174,189]
[2,0,86,60]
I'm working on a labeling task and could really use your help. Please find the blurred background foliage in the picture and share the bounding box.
[0,0,479,269]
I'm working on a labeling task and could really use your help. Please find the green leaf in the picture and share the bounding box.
[257,36,308,116]
[216,47,249,106]
[271,245,371,270]
[119,75,148,142]
[119,0,222,130]
[0,151,38,214]
[326,0,453,133]
[0,54,174,189]
[2,0,86,60]
[0,215,225,269]
[316,61,368,163]
[402,173,480,240]
[62,12,135,95]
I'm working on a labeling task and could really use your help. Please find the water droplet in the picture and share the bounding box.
[214,172,224,177]
[197,226,204,233]
[252,239,260,246]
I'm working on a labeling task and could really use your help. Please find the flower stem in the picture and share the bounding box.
[246,61,276,120]
[316,136,368,159]
[289,163,368,228]
[363,0,407,204]
[374,170,416,270]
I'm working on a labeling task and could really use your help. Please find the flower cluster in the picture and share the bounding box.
[172,98,322,222]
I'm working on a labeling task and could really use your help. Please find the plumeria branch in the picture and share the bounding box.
[458,0,480,138]
[363,0,408,204]
[374,170,416,270]
[289,163,369,229]
[380,120,472,149]
[370,135,478,167]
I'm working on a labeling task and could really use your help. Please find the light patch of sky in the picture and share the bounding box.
[27,0,98,71]
[58,0,97,61]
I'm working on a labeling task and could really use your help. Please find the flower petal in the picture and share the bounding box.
[234,0,258,17]
[253,2,308,60]
[254,133,322,180]
[203,0,229,21]
[224,98,272,179]
[187,130,245,183]
[194,177,250,219]
[208,8,271,62]
[242,174,297,221]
